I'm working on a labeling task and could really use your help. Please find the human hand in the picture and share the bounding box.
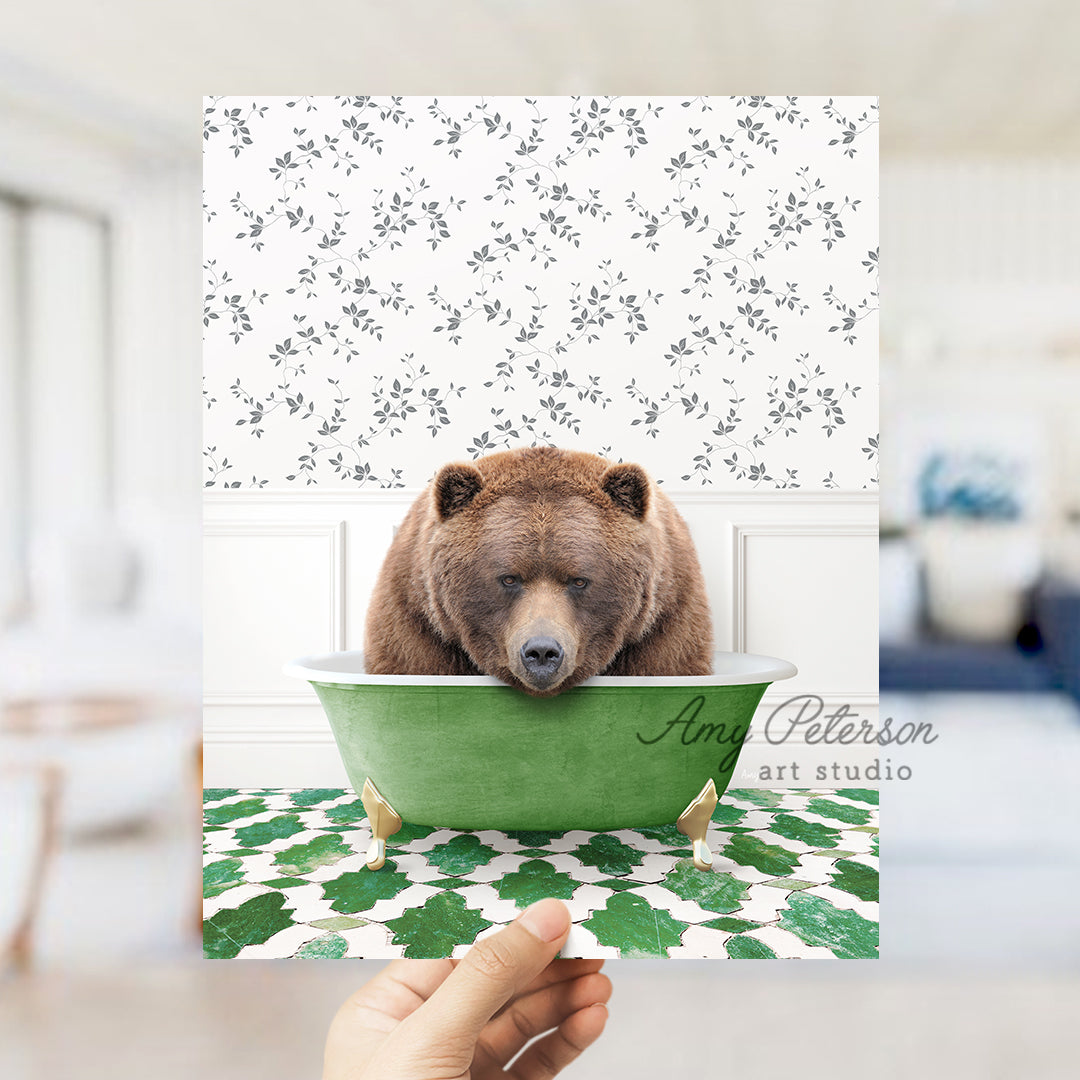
[323,898,610,1079]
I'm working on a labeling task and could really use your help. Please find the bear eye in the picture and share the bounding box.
[499,574,520,588]
[570,577,589,590]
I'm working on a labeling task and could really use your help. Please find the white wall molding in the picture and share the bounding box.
[204,488,880,507]
[670,491,878,505]
[205,727,332,746]
[203,519,345,705]
[730,520,880,652]
[202,694,321,707]
[204,489,423,507]
[759,691,881,708]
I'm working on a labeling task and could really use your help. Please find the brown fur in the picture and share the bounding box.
[364,447,713,696]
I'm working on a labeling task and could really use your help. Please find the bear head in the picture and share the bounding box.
[423,448,663,696]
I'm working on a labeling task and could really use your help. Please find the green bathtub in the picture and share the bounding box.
[285,650,796,870]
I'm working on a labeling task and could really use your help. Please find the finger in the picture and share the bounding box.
[489,957,606,1019]
[342,959,454,1028]
[478,970,612,1064]
[323,960,455,1080]
[449,955,604,979]
[375,959,456,1008]
[508,1003,610,1080]
[407,899,571,1047]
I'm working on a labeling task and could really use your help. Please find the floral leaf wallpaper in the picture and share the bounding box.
[203,96,878,490]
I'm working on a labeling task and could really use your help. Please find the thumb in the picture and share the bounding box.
[403,899,571,1053]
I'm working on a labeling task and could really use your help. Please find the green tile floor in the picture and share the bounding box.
[203,788,878,960]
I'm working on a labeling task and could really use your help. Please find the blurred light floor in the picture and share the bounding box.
[883,691,1080,966]
[33,794,197,966]
[3,959,1079,1079]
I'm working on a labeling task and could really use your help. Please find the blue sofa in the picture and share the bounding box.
[880,577,1080,699]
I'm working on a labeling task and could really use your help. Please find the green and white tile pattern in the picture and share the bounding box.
[203,788,878,960]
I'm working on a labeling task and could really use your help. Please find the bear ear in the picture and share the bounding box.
[434,463,484,520]
[600,463,650,520]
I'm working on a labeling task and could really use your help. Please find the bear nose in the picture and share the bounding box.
[520,636,564,679]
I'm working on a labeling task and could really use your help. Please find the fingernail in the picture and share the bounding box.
[517,898,570,942]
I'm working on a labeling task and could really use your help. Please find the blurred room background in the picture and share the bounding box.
[2,2,1079,1077]
[879,157,1080,968]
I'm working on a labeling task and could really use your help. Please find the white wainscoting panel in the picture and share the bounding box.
[204,520,344,704]
[203,490,878,787]
[732,521,879,703]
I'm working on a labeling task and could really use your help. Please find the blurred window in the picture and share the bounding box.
[0,194,110,623]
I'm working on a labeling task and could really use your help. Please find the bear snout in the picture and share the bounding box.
[508,612,578,694]
[520,636,564,682]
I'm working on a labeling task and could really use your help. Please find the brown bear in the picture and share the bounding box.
[364,447,713,696]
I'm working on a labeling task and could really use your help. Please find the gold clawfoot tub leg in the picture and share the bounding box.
[676,778,719,871]
[361,778,402,871]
